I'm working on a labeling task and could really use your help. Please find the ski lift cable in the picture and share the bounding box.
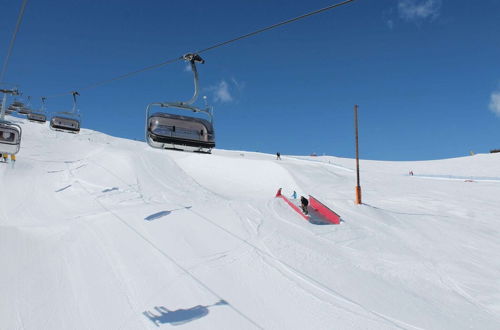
[0,0,29,83]
[45,57,184,98]
[194,0,356,55]
[43,0,356,99]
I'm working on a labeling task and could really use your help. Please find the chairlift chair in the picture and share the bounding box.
[0,120,22,155]
[28,112,47,123]
[145,53,215,153]
[18,106,31,115]
[27,97,47,123]
[9,101,24,114]
[11,101,24,109]
[18,96,33,115]
[50,92,81,133]
[6,105,16,115]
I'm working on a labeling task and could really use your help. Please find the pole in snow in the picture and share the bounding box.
[354,104,362,205]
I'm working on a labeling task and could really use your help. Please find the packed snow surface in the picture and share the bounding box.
[1,116,499,329]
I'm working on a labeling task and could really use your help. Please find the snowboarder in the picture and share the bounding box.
[292,191,297,199]
[300,196,309,215]
[276,152,281,160]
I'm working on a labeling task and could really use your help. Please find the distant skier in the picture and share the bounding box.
[409,170,414,176]
[300,196,309,215]
[292,191,297,199]
[2,154,7,163]
[276,152,281,160]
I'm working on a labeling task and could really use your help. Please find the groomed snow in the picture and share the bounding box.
[1,116,499,329]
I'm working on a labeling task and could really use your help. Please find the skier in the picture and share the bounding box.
[300,196,309,215]
[2,154,7,163]
[292,191,297,199]
[276,152,281,160]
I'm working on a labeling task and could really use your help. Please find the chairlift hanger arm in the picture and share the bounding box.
[178,54,204,106]
[71,91,79,113]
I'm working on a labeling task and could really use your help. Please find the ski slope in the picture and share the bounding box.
[1,116,499,329]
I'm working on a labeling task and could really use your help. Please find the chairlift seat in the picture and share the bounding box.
[18,107,31,115]
[0,122,21,154]
[28,112,47,123]
[50,116,80,133]
[148,113,215,149]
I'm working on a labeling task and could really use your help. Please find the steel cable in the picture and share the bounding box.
[44,0,357,98]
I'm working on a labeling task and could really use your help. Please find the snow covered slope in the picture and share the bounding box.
[1,116,499,329]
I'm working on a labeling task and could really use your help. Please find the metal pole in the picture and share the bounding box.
[354,104,362,204]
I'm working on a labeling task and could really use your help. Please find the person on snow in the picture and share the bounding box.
[276,152,281,160]
[2,154,7,163]
[300,196,309,215]
[292,191,297,199]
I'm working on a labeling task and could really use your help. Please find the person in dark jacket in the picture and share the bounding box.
[300,196,309,215]
[276,152,281,160]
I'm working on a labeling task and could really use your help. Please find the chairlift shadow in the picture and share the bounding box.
[143,299,228,326]
[144,206,192,221]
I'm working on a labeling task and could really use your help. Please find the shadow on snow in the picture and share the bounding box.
[144,206,192,221]
[143,300,228,326]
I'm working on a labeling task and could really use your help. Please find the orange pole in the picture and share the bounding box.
[354,105,362,205]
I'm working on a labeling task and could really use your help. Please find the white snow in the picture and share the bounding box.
[1,116,499,329]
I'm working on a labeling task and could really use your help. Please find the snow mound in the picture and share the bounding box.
[1,116,499,329]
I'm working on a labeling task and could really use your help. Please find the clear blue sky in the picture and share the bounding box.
[1,0,499,160]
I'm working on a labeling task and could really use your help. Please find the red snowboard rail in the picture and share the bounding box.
[275,189,308,220]
[308,195,341,224]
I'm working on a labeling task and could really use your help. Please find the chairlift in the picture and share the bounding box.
[11,101,24,109]
[18,106,31,115]
[0,119,22,155]
[18,96,32,115]
[50,92,81,133]
[27,97,47,123]
[1,87,19,116]
[9,101,24,113]
[145,53,215,153]
[6,105,16,115]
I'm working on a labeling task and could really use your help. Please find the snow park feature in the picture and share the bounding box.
[275,188,309,220]
[308,195,341,224]
[275,189,341,224]
[1,116,500,329]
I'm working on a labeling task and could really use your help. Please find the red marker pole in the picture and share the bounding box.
[354,105,362,205]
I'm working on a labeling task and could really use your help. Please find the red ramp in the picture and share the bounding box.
[275,189,308,220]
[308,195,341,224]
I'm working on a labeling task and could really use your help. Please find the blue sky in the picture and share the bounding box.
[0,0,499,160]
